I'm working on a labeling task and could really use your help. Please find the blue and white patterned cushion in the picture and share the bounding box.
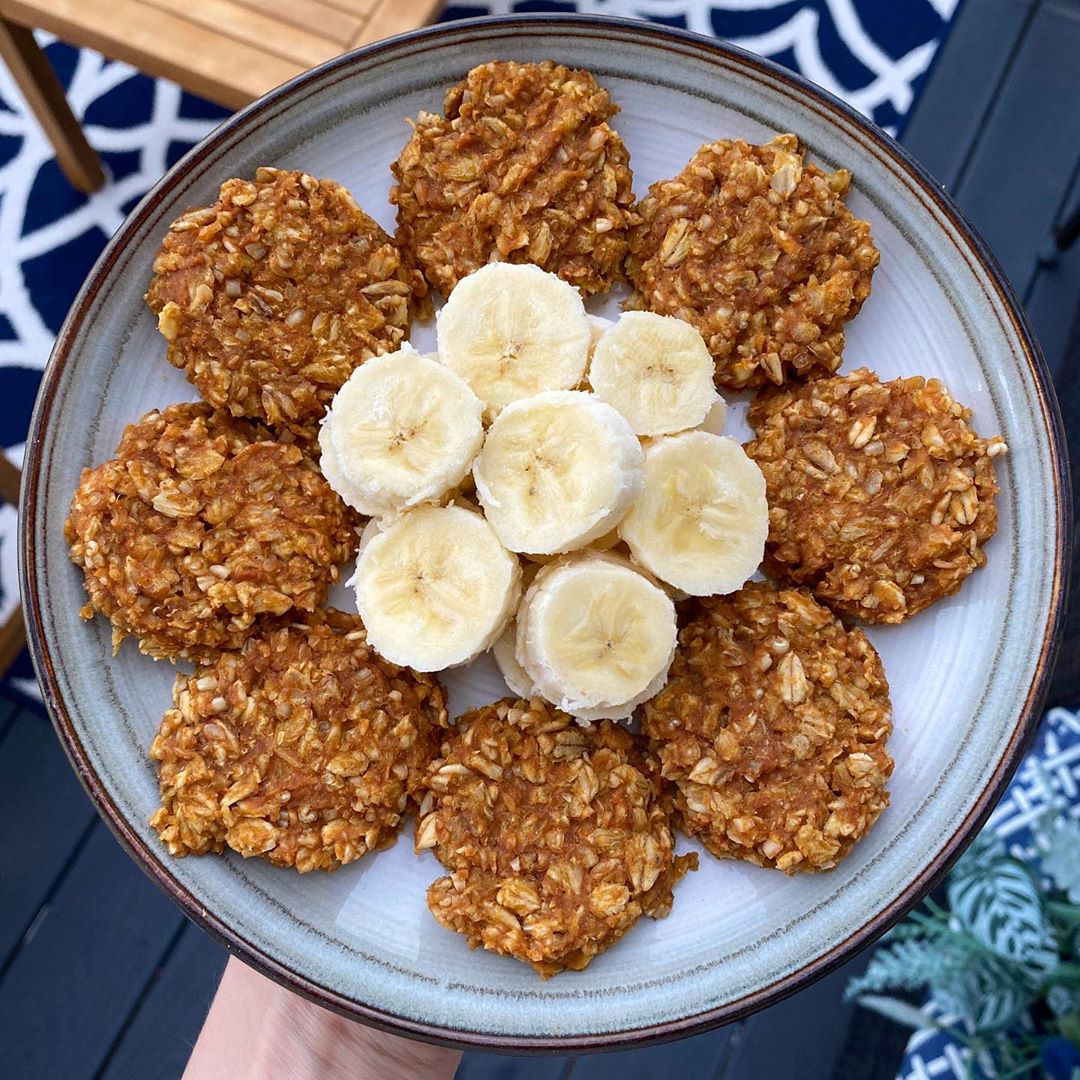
[988,708,1080,860]
[0,7,953,697]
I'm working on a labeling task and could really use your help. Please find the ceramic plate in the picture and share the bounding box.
[21,15,1069,1051]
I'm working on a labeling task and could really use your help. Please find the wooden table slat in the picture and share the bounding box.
[2,0,304,109]
[457,1053,572,1080]
[0,825,186,1080]
[315,0,380,20]
[232,0,361,47]
[1023,156,1080,381]
[717,966,865,1080]
[457,1054,571,1080]
[352,0,443,47]
[98,924,228,1080]
[901,0,1037,191]
[140,0,343,72]
[0,710,97,966]
[568,1023,735,1080]
[0,688,21,741]
[948,0,1080,291]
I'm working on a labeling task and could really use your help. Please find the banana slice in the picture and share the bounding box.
[698,397,728,436]
[586,314,614,362]
[492,621,536,699]
[318,424,366,513]
[356,516,383,554]
[515,552,677,722]
[619,431,767,596]
[436,263,591,414]
[353,504,521,671]
[319,345,484,519]
[589,311,720,436]
[520,528,623,566]
[473,390,644,555]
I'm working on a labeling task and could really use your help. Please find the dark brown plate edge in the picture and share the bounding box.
[18,12,1072,1055]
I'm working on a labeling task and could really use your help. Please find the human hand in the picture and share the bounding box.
[184,955,463,1080]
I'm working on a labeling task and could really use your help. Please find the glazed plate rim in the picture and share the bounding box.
[19,14,1071,1053]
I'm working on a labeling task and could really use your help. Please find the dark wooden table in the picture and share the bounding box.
[3,0,1079,1076]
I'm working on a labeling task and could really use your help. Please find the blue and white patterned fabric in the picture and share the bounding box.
[898,709,1080,1080]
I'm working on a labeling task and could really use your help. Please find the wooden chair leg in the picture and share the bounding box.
[0,452,26,678]
[0,605,26,681]
[0,17,104,193]
[0,451,20,508]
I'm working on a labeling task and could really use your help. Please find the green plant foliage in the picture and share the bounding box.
[847,929,1029,1034]
[847,939,964,998]
[934,954,1029,1033]
[1050,986,1080,1017]
[948,855,1058,976]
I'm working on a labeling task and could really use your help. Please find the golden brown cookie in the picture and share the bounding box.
[745,367,1007,623]
[146,168,425,436]
[642,583,893,873]
[626,134,878,389]
[415,697,695,976]
[65,402,353,662]
[150,611,448,872]
[391,60,636,297]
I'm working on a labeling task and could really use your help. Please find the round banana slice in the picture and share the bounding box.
[491,622,535,699]
[353,504,521,671]
[473,390,644,555]
[588,311,720,436]
[436,263,591,414]
[515,553,677,722]
[319,345,484,519]
[619,431,767,596]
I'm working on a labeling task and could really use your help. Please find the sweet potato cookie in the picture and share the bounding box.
[146,168,425,435]
[745,367,1007,623]
[391,60,636,297]
[66,402,352,662]
[643,583,893,873]
[626,134,878,389]
[150,611,447,872]
[415,698,695,976]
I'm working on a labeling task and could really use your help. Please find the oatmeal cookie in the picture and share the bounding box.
[745,367,1007,623]
[150,611,447,872]
[146,168,425,435]
[391,60,636,297]
[65,402,352,662]
[415,698,695,976]
[626,134,878,389]
[642,583,893,873]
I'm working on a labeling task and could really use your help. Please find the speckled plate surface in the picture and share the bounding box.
[21,15,1069,1052]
